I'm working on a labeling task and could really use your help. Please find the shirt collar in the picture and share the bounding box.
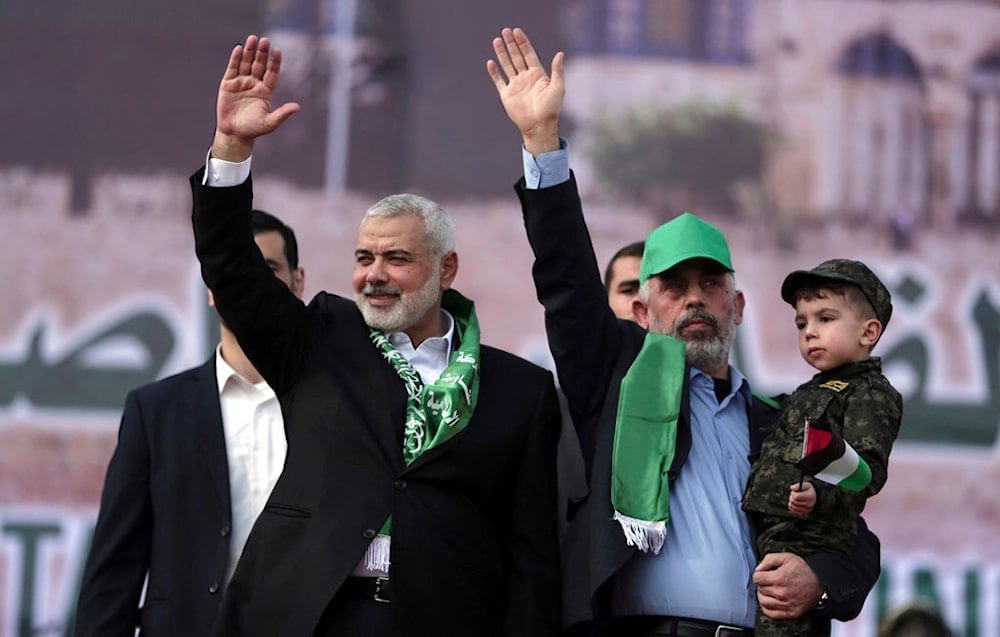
[214,344,272,395]
[689,364,752,402]
[386,309,455,355]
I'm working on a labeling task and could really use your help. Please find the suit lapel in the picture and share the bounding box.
[192,358,231,516]
[345,325,408,473]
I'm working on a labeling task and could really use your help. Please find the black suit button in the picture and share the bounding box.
[363,528,377,539]
[208,582,220,594]
[220,525,231,537]
[394,479,407,490]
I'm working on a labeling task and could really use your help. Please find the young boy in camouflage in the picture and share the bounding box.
[742,259,902,636]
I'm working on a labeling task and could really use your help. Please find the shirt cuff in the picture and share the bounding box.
[202,146,252,187]
[522,138,570,189]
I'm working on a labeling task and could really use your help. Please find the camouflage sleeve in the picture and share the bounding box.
[837,378,902,498]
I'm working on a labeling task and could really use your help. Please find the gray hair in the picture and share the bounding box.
[363,193,456,258]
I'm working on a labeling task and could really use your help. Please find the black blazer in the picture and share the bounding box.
[515,175,881,631]
[75,358,233,637]
[191,171,562,636]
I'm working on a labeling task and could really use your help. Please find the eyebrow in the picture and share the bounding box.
[354,248,415,259]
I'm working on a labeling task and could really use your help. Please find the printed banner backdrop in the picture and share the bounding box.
[2,1,999,635]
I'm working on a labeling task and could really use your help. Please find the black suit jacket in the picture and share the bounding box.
[75,358,232,637]
[515,176,880,631]
[191,171,562,636]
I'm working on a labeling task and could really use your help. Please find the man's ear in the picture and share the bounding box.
[440,251,458,290]
[861,318,883,348]
[632,297,650,330]
[291,267,306,299]
[733,289,746,326]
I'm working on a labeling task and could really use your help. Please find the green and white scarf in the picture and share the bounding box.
[363,289,481,571]
[611,331,686,554]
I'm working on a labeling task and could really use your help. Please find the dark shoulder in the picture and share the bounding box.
[480,344,553,380]
[307,290,356,314]
[306,291,370,331]
[129,361,210,401]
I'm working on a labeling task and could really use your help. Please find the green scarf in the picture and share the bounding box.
[363,289,482,571]
[611,331,686,553]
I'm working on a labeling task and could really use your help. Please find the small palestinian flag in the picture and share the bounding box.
[795,417,872,492]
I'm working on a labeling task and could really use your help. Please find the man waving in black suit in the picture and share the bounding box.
[189,35,561,637]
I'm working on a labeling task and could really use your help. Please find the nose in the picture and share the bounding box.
[683,286,705,308]
[365,259,388,285]
[803,322,817,339]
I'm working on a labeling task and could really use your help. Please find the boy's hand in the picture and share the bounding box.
[788,481,816,516]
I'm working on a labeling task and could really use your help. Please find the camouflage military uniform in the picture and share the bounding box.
[742,357,902,636]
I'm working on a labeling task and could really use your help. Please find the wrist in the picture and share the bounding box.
[211,130,253,163]
[522,125,560,158]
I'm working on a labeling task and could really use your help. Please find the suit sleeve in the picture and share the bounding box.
[805,515,880,621]
[74,391,152,636]
[504,371,562,636]
[516,176,640,458]
[190,169,317,392]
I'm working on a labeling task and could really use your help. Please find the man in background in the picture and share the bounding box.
[604,240,644,321]
[75,210,305,636]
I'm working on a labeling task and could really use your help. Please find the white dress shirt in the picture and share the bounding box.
[215,346,288,585]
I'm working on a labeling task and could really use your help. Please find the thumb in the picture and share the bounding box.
[550,51,566,91]
[755,552,786,574]
[265,101,302,130]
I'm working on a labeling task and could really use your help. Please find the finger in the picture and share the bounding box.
[504,28,528,72]
[262,45,284,92]
[754,552,783,574]
[251,37,271,81]
[222,41,245,81]
[512,27,541,70]
[239,35,259,77]
[264,101,301,130]
[486,60,506,92]
[492,32,516,81]
[550,50,566,91]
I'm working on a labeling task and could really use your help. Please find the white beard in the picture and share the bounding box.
[356,264,442,334]
[650,307,736,375]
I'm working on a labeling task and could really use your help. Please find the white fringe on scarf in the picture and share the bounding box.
[613,511,666,554]
[362,534,392,573]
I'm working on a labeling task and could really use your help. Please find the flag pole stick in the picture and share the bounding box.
[797,417,810,492]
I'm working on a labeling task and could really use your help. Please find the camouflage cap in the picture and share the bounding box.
[640,212,733,284]
[781,258,892,327]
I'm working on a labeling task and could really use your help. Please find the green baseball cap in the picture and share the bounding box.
[640,212,734,283]
[781,258,893,327]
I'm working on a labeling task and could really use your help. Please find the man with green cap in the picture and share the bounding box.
[487,27,881,636]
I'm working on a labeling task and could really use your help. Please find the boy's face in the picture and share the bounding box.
[794,290,880,372]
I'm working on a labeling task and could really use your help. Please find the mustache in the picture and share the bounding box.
[675,309,719,332]
[363,283,401,296]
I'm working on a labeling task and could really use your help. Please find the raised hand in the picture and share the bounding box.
[486,27,564,157]
[213,34,301,161]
